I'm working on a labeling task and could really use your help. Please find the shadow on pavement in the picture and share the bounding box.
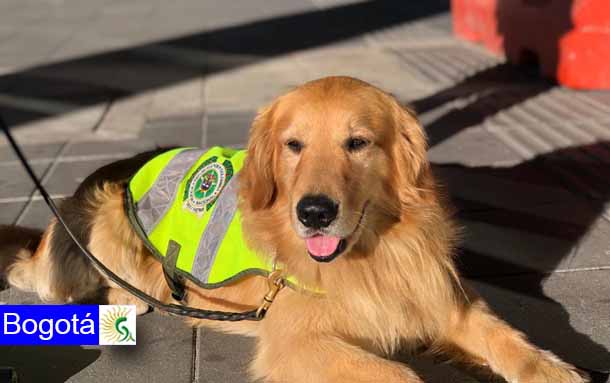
[406,48,610,380]
[451,142,610,374]
[425,142,610,380]
[411,62,553,148]
[0,346,100,383]
[0,0,449,129]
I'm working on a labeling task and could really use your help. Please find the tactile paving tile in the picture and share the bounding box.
[486,88,610,159]
[391,44,503,89]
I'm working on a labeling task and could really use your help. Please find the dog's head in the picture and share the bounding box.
[240,76,432,270]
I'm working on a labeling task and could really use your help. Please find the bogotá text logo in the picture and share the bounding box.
[99,305,136,345]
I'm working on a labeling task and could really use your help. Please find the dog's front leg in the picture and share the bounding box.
[251,332,423,383]
[443,296,587,383]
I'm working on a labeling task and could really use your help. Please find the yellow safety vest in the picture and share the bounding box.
[125,147,275,293]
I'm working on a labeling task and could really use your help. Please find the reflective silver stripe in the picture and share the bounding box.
[136,149,204,235]
[191,175,239,283]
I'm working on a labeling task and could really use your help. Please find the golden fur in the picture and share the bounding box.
[3,77,586,382]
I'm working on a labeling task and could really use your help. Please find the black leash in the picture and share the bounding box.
[0,114,266,321]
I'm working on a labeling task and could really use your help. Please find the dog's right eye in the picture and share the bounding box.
[286,139,303,154]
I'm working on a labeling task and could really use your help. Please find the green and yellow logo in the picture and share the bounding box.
[183,156,233,215]
[99,306,136,345]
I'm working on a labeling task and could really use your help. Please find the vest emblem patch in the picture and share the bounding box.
[183,156,234,215]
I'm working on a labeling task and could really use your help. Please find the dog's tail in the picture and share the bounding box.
[0,224,44,291]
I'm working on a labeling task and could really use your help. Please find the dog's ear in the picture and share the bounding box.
[388,96,432,204]
[241,104,278,210]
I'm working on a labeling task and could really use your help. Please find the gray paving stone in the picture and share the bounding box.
[0,104,111,146]
[141,114,204,147]
[391,44,502,91]
[204,57,308,112]
[15,199,55,229]
[68,312,194,383]
[0,162,49,199]
[95,93,153,136]
[436,166,582,213]
[0,286,42,305]
[195,329,254,383]
[366,13,454,48]
[0,345,101,383]
[568,217,610,270]
[428,127,521,167]
[147,78,204,120]
[458,219,575,277]
[486,88,610,159]
[470,270,610,376]
[63,138,157,158]
[41,158,119,197]
[206,111,256,148]
[0,142,63,162]
[294,47,431,102]
[0,201,25,225]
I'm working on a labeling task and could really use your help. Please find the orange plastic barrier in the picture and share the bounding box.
[451,0,610,89]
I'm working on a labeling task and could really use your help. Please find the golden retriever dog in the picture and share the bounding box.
[1,76,587,382]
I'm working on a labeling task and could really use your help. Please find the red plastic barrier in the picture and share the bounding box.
[451,0,610,89]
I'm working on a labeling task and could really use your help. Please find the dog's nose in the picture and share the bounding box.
[296,195,339,229]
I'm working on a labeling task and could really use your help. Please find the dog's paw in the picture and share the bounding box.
[518,351,590,383]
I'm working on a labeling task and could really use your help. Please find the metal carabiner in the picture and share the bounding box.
[256,269,285,319]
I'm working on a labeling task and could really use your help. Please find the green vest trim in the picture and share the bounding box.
[125,147,276,290]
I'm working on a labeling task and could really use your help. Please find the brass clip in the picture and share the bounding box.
[256,270,285,319]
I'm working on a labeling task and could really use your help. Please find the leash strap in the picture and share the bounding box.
[163,240,186,301]
[0,114,273,322]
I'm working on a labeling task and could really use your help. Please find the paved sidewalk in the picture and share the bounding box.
[1,1,609,382]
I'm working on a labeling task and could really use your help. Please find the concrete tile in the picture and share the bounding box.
[294,48,430,102]
[151,0,315,34]
[63,139,157,158]
[205,111,255,148]
[195,329,254,383]
[486,88,610,159]
[391,44,502,91]
[0,201,25,225]
[2,105,110,146]
[436,166,581,213]
[205,57,306,112]
[15,199,55,230]
[147,79,204,120]
[367,13,454,48]
[42,158,119,196]
[458,219,574,277]
[0,27,70,68]
[0,287,43,305]
[47,34,141,63]
[0,345,101,383]
[428,127,521,167]
[470,270,610,374]
[141,114,204,147]
[96,93,153,136]
[68,312,194,383]
[0,162,49,199]
[0,142,64,163]
[568,217,610,270]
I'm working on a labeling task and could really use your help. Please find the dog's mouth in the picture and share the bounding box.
[305,201,368,263]
[305,236,347,263]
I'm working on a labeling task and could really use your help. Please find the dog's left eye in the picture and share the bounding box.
[345,137,370,152]
[286,139,304,153]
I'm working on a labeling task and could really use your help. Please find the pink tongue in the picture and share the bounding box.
[305,236,341,257]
